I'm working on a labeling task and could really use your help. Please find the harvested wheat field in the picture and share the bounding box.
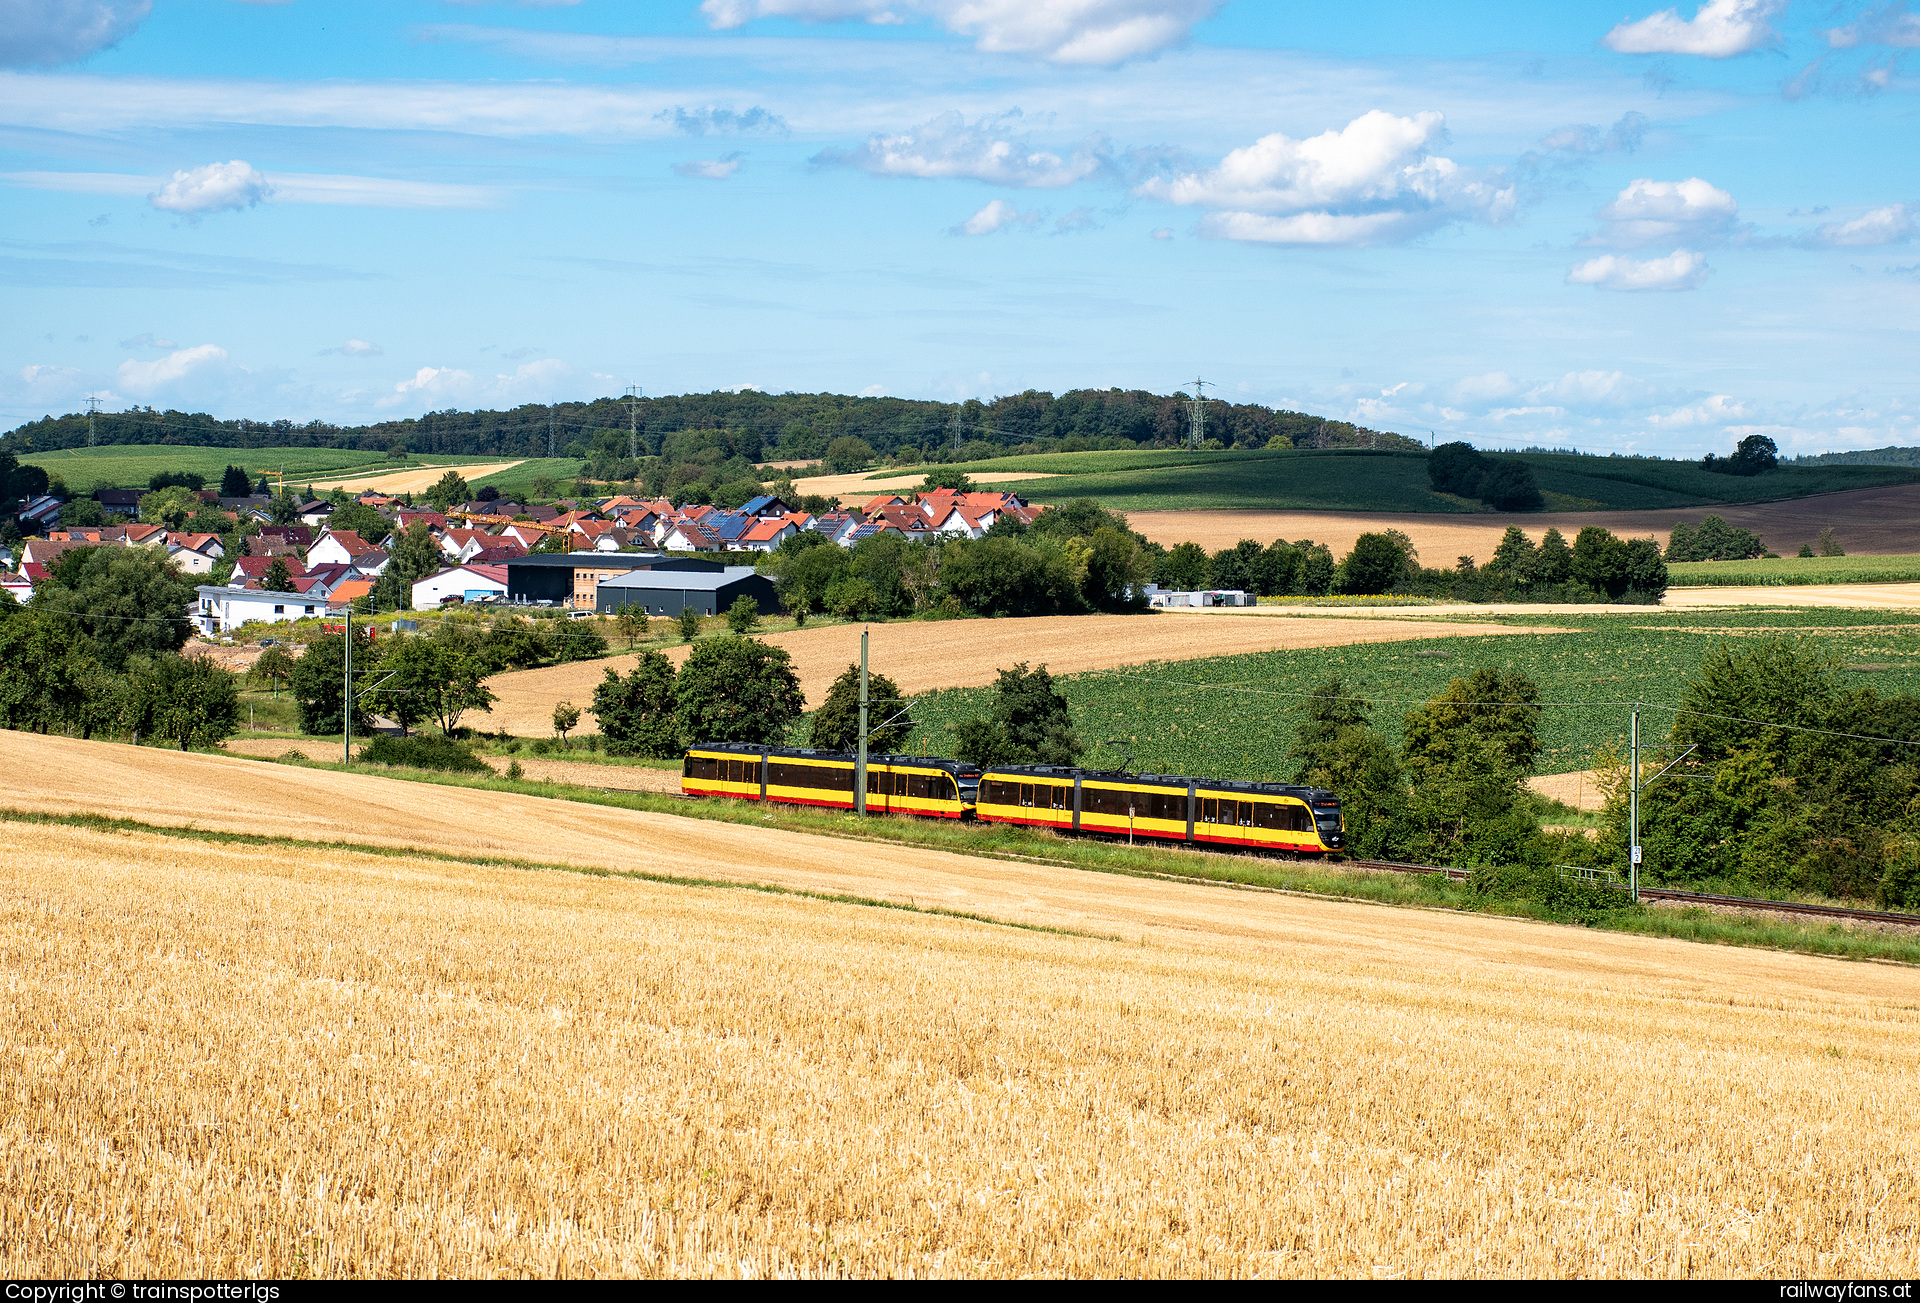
[302,461,524,494]
[2,733,1919,1277]
[788,470,1058,500]
[1127,482,1920,562]
[482,615,1562,737]
[217,736,683,794]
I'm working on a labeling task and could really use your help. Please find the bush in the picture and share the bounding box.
[360,733,491,773]
[1468,863,1636,924]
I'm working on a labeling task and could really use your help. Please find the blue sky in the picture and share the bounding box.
[2,0,1916,456]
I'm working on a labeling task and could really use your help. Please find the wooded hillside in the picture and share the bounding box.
[2,389,1421,461]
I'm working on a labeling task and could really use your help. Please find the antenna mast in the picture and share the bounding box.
[624,385,642,461]
[1187,377,1209,450]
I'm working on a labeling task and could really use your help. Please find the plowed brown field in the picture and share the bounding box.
[482,614,1562,736]
[1127,482,1920,560]
[3,731,1918,1277]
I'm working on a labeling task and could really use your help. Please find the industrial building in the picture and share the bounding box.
[504,552,722,606]
[594,566,780,619]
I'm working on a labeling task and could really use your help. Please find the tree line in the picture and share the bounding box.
[3,389,1418,464]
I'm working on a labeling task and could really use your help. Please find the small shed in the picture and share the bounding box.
[595,566,779,619]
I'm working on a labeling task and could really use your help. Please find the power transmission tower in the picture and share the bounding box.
[1186,377,1209,449]
[85,395,100,448]
[548,403,556,459]
[624,385,642,461]
[949,407,963,456]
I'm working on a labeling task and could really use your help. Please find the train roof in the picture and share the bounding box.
[687,743,980,776]
[981,763,1336,803]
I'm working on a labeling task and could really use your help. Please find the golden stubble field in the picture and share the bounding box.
[301,461,525,493]
[483,614,1562,737]
[2,733,1919,1277]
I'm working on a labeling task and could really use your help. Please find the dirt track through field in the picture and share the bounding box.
[5,732,1919,1276]
[1126,482,1920,560]
[302,461,524,493]
[483,614,1563,736]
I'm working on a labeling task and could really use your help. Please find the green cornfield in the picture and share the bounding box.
[901,610,1920,781]
[1667,555,1920,586]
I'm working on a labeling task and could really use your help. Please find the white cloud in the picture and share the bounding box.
[699,0,1220,65]
[264,173,500,209]
[1603,0,1783,57]
[953,198,1038,235]
[322,339,383,357]
[118,332,176,350]
[1826,5,1920,48]
[1452,372,1520,402]
[1538,111,1650,156]
[148,160,271,217]
[816,111,1106,188]
[0,0,150,68]
[1588,176,1740,247]
[4,167,500,209]
[1526,370,1665,407]
[1566,249,1710,290]
[655,106,789,136]
[1135,110,1515,248]
[1800,203,1913,247]
[116,343,229,393]
[673,152,743,180]
[1648,394,1753,425]
[1149,226,1172,239]
[376,358,585,410]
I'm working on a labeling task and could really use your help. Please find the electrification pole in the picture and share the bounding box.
[1187,377,1208,449]
[856,627,869,816]
[625,385,642,461]
[343,607,353,767]
[1628,704,1640,903]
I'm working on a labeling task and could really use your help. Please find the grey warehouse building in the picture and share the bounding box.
[504,552,720,605]
[595,566,780,619]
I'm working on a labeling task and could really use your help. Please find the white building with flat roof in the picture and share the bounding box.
[194,584,329,635]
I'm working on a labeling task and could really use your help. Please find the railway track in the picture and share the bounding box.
[663,788,1920,930]
[1350,857,1920,928]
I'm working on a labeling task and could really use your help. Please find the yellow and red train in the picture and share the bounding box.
[682,744,1345,855]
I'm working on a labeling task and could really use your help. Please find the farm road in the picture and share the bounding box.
[788,469,1059,499]
[0,731,1909,1010]
[1127,482,1920,560]
[482,613,1563,736]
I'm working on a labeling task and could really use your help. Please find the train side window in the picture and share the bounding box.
[1219,799,1236,825]
[938,775,958,802]
[1050,785,1068,810]
[1201,797,1216,823]
[908,773,928,799]
[1019,783,1034,808]
[683,755,696,778]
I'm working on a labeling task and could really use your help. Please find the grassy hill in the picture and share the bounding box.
[19,447,555,494]
[19,446,401,493]
[873,448,1920,513]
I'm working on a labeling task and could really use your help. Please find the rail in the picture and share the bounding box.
[1352,858,1920,927]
